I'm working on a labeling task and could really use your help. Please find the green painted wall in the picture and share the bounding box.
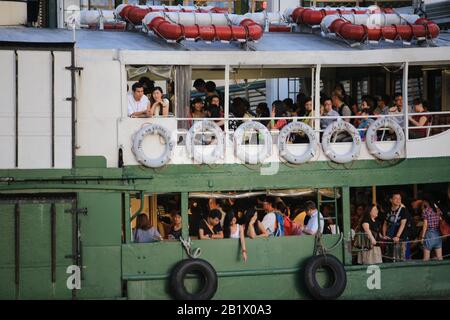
[75,192,122,299]
[0,192,123,300]
[1,156,450,299]
[1,157,450,194]
[0,201,73,299]
[124,235,343,300]
[342,261,450,299]
[0,204,17,299]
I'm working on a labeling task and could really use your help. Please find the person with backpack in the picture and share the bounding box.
[300,201,324,236]
[276,201,301,236]
[382,192,411,262]
[261,197,285,237]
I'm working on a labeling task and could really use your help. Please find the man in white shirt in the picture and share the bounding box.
[128,82,149,117]
[301,200,324,235]
[262,197,278,235]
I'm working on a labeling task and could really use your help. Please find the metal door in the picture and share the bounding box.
[0,193,79,299]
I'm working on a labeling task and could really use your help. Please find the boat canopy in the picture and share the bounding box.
[189,188,341,199]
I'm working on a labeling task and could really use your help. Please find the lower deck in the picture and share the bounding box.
[0,155,449,299]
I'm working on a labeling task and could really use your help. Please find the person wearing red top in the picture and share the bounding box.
[409,98,430,139]
[268,100,287,130]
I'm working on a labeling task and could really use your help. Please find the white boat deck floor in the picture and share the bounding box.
[0,26,449,52]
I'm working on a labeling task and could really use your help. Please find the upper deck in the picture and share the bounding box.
[1,26,450,65]
[0,24,450,171]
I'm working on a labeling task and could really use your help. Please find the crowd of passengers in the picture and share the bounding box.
[351,192,449,265]
[132,191,449,264]
[133,196,327,261]
[127,77,432,140]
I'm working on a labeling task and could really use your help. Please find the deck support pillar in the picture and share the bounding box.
[342,186,352,266]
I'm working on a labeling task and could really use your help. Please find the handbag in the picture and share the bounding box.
[353,232,372,250]
[440,219,450,236]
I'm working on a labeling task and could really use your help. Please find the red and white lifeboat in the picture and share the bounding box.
[320,13,440,42]
[285,6,394,25]
[143,12,263,42]
[115,4,228,25]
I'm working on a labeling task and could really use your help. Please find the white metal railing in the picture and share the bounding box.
[171,111,450,139]
[125,112,450,151]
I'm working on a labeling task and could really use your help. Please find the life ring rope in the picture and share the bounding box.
[185,120,225,164]
[131,123,175,168]
[278,122,319,164]
[365,117,405,160]
[321,120,362,164]
[234,121,273,164]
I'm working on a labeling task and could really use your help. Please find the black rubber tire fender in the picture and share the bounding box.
[169,258,218,300]
[304,254,347,300]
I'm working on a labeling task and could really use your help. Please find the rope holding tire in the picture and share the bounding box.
[304,254,347,300]
[169,258,218,300]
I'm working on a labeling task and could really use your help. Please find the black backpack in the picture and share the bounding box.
[404,213,417,240]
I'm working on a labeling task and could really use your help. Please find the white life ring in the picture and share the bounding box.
[365,117,405,160]
[234,121,272,164]
[131,123,175,168]
[278,122,318,164]
[321,120,361,163]
[185,120,224,164]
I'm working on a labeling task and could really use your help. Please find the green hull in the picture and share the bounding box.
[1,156,450,299]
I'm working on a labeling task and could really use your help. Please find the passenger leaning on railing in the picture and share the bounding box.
[268,100,287,130]
[208,198,226,227]
[255,102,270,127]
[354,95,375,127]
[189,97,205,127]
[373,94,391,115]
[299,201,324,236]
[240,207,268,239]
[358,106,375,141]
[148,87,169,117]
[301,97,313,127]
[382,192,410,262]
[134,213,163,243]
[205,94,224,129]
[420,199,443,261]
[198,209,224,240]
[320,96,340,130]
[409,98,431,139]
[293,92,307,117]
[332,91,351,123]
[261,197,281,236]
[357,204,383,265]
[128,82,149,118]
[167,211,182,240]
[223,211,248,261]
[388,93,405,127]
[283,98,295,117]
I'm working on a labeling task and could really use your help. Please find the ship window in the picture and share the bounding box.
[408,64,450,138]
[125,65,174,118]
[188,188,342,240]
[128,192,181,243]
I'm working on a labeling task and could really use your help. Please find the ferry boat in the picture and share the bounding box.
[0,0,450,300]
